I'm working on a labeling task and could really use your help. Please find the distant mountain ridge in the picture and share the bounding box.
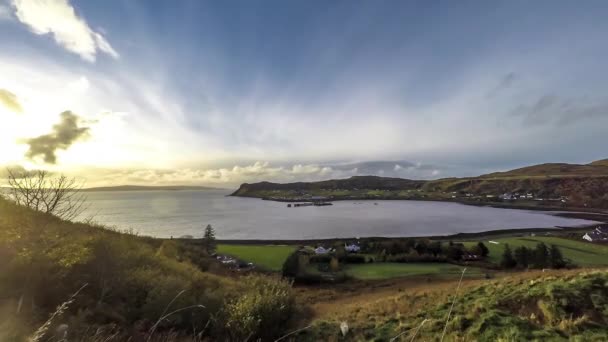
[83,185,222,192]
[231,159,608,208]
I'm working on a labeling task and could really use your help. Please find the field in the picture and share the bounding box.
[344,262,483,280]
[216,244,296,271]
[463,236,608,266]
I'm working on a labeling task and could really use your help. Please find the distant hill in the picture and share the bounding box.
[83,185,223,192]
[479,161,608,178]
[232,159,608,208]
[232,176,425,196]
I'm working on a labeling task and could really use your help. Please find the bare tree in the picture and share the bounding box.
[5,169,87,221]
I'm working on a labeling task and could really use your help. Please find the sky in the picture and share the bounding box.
[1,0,608,188]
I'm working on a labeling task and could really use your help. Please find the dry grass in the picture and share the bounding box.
[29,284,87,342]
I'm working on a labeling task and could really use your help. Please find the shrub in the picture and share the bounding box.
[309,255,332,263]
[500,244,517,269]
[340,254,366,264]
[216,275,294,341]
[282,251,300,277]
[388,253,447,263]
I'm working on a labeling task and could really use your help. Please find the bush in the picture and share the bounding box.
[340,254,366,264]
[388,253,447,263]
[216,275,294,341]
[282,251,300,277]
[309,255,332,263]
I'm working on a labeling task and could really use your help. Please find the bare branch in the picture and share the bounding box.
[4,169,88,221]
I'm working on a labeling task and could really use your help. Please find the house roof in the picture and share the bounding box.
[586,231,608,240]
[595,226,608,234]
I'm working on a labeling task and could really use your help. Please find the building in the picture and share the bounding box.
[500,193,514,200]
[345,243,361,253]
[314,246,329,254]
[462,253,480,261]
[583,226,608,242]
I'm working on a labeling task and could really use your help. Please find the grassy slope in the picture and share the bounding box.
[299,269,608,341]
[344,263,484,280]
[0,198,295,341]
[463,236,608,266]
[216,244,296,271]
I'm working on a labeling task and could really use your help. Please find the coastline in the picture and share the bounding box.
[203,211,607,245]
[234,193,608,214]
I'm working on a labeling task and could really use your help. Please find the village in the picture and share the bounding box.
[257,188,572,207]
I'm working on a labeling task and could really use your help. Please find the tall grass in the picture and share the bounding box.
[29,284,87,342]
[440,267,466,341]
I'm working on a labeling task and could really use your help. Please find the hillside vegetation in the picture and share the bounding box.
[300,270,608,341]
[232,159,608,208]
[0,197,296,341]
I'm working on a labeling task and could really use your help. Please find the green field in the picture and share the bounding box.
[463,236,608,266]
[344,263,482,280]
[216,244,296,271]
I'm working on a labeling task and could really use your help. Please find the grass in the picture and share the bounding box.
[299,269,608,341]
[216,244,296,271]
[463,236,608,266]
[343,263,483,280]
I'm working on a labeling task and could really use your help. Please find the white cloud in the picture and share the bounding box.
[11,0,118,62]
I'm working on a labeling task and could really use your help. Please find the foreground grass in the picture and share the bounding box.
[344,263,484,280]
[299,269,608,341]
[463,236,608,266]
[217,244,296,271]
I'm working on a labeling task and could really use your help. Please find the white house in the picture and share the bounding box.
[314,246,329,254]
[345,244,361,253]
[583,227,608,242]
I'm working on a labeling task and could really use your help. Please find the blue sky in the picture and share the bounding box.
[1,0,608,186]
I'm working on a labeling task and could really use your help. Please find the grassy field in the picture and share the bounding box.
[216,244,296,271]
[344,262,482,280]
[463,236,608,266]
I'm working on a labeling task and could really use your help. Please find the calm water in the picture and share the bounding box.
[77,190,597,239]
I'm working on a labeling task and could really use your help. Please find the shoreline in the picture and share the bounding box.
[233,194,608,214]
[207,215,607,246]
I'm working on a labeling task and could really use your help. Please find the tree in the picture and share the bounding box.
[414,240,428,255]
[428,241,443,257]
[202,224,217,254]
[500,244,516,269]
[329,257,340,272]
[470,244,481,256]
[282,251,300,278]
[533,242,549,268]
[477,242,489,257]
[445,245,464,261]
[5,169,87,221]
[514,246,529,268]
[549,245,566,269]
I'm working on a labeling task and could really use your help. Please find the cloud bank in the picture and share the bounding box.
[11,0,118,61]
[75,160,450,188]
[25,110,90,164]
